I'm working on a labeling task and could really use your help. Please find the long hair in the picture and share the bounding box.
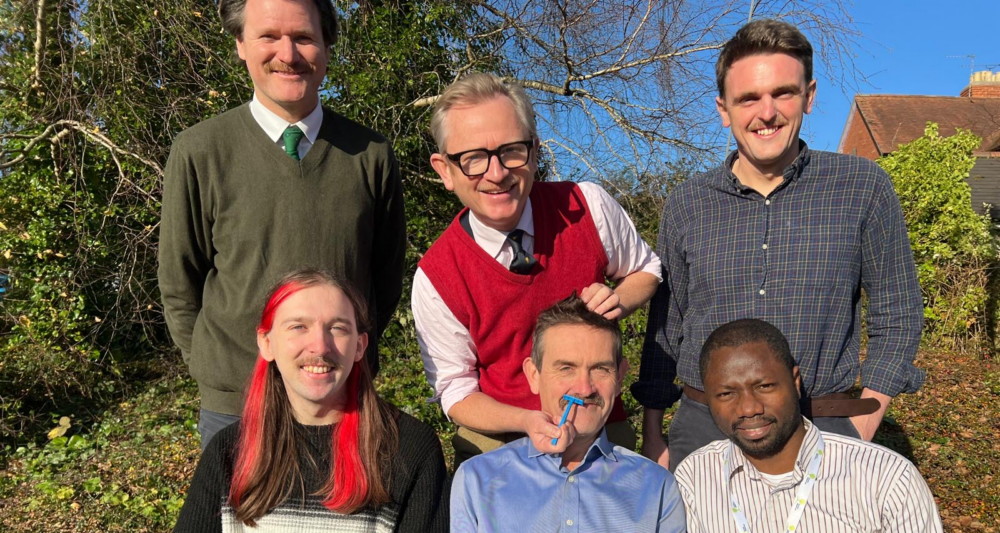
[228,269,399,526]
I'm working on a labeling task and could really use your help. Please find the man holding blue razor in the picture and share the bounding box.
[451,295,686,532]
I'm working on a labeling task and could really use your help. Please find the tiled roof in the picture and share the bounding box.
[852,95,1000,154]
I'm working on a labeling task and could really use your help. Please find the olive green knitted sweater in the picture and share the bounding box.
[158,103,405,415]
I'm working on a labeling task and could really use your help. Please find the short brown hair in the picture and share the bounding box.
[530,294,623,369]
[219,0,338,47]
[715,19,813,98]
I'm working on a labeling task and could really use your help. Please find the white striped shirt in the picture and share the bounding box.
[675,418,943,532]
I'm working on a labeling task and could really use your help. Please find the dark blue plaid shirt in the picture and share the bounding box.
[632,144,924,409]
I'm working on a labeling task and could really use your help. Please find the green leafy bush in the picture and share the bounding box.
[0,0,245,442]
[0,0,492,447]
[877,123,996,349]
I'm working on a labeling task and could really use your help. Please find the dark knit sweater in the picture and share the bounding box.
[158,103,406,415]
[173,412,449,533]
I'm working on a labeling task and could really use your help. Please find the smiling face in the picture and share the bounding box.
[716,53,816,177]
[257,284,367,425]
[524,324,624,445]
[429,95,536,232]
[236,0,330,123]
[703,340,803,460]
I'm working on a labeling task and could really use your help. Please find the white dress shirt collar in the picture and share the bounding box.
[468,198,534,259]
[249,94,323,144]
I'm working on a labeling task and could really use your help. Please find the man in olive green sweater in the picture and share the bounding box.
[158,0,405,448]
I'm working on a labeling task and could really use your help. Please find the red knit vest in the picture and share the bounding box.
[419,182,627,423]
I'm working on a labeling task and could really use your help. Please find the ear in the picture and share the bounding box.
[715,95,731,129]
[792,366,802,399]
[804,79,817,115]
[257,330,274,362]
[526,137,542,175]
[236,38,247,62]
[430,153,456,191]
[354,332,369,363]
[523,357,541,395]
[616,357,629,393]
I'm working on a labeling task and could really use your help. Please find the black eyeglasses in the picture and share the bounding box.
[445,139,534,177]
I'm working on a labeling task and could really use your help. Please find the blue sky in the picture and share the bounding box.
[801,0,1000,152]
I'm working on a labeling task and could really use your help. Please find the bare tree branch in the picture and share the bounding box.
[30,0,48,88]
[0,120,164,179]
[571,42,725,82]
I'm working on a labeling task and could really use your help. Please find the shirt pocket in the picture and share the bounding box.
[780,221,861,288]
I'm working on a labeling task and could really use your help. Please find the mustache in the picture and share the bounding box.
[477,180,514,193]
[731,415,777,433]
[265,61,309,75]
[298,357,340,369]
[559,393,604,409]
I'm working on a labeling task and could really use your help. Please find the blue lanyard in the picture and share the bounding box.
[723,431,825,532]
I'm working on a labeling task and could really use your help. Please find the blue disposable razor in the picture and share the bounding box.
[552,394,585,445]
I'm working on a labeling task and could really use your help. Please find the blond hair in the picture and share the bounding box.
[429,72,537,152]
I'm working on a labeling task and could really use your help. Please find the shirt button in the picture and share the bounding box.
[759,289,766,295]
[765,199,771,205]
[568,476,576,483]
[566,520,574,526]
[762,244,768,250]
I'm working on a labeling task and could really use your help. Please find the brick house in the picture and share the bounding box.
[838,70,1000,218]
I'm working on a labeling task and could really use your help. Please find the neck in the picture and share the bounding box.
[731,144,800,197]
[257,93,317,124]
[287,391,348,426]
[560,433,598,471]
[470,207,525,233]
[746,422,807,475]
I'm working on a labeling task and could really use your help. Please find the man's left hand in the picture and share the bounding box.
[849,388,892,441]
[580,283,622,319]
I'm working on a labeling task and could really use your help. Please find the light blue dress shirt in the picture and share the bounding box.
[451,429,687,532]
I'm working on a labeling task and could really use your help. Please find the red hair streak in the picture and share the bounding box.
[325,363,368,511]
[228,355,269,508]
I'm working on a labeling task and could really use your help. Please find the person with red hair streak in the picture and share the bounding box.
[173,269,449,532]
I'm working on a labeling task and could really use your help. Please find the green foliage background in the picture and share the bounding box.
[877,123,998,350]
[0,0,998,528]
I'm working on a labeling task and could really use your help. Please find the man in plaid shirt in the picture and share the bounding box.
[634,19,924,471]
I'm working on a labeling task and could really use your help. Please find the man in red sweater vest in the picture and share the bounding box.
[413,72,662,464]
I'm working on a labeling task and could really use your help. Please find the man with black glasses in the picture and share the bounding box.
[413,72,661,465]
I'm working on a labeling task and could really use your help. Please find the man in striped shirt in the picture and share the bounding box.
[676,319,942,532]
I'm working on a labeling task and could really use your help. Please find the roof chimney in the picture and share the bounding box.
[961,70,1000,98]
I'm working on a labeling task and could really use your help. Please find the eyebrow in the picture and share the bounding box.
[715,376,774,389]
[279,316,355,327]
[549,359,616,370]
[732,83,803,102]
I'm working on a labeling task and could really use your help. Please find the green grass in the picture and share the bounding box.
[0,378,200,532]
